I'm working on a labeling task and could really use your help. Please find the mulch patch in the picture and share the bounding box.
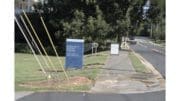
[38,68,64,72]
[19,76,92,89]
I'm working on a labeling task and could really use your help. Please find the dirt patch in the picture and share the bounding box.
[129,72,165,90]
[19,76,92,89]
[66,76,92,85]
[84,63,104,66]
[38,68,64,72]
[84,63,104,69]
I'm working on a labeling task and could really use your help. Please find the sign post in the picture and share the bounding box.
[65,39,84,69]
[110,44,119,55]
[91,42,99,55]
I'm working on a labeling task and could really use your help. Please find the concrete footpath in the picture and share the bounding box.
[90,50,165,94]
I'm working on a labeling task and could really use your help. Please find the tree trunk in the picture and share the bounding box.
[150,23,153,38]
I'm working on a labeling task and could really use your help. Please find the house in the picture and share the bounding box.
[15,0,39,13]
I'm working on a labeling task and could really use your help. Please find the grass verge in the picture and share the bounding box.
[151,40,165,47]
[15,51,108,91]
[128,51,149,73]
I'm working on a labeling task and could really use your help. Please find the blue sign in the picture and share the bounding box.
[65,39,84,69]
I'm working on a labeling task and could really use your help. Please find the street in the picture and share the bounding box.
[129,37,165,77]
[17,91,165,101]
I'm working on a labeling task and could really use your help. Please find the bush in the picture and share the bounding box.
[45,45,66,56]
[15,43,32,54]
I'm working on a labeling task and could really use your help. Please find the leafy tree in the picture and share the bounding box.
[147,0,165,40]
[61,10,85,38]
[29,0,165,50]
[127,0,146,36]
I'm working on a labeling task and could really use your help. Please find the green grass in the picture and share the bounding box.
[15,51,108,91]
[152,40,165,44]
[128,52,149,73]
[151,39,165,47]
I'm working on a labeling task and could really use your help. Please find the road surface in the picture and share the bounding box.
[17,91,165,101]
[129,37,165,77]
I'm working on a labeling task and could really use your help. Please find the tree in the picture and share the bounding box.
[31,0,165,51]
[61,10,85,38]
[127,0,146,36]
[146,0,165,40]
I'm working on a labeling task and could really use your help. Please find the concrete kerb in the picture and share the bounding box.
[129,48,164,79]
[128,45,165,91]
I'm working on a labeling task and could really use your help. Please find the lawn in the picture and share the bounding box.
[15,51,108,91]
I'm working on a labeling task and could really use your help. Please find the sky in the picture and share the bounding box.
[143,0,150,18]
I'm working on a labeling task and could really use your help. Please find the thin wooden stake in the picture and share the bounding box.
[15,16,47,77]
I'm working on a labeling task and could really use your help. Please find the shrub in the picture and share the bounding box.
[15,43,32,54]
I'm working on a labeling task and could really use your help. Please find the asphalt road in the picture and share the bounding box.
[17,91,165,101]
[129,37,165,77]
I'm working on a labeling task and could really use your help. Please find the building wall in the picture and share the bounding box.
[15,0,36,13]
